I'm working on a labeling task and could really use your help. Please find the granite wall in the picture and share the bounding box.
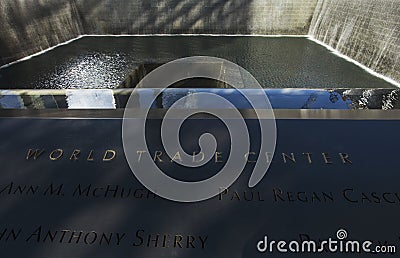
[0,0,83,66]
[0,0,317,66]
[75,0,317,35]
[309,0,400,83]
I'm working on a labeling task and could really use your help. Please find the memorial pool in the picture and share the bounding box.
[0,36,395,89]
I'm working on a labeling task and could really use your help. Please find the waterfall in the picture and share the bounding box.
[0,0,319,67]
[0,0,83,66]
[309,0,400,85]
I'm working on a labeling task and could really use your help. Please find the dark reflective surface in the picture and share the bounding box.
[0,115,399,257]
[1,88,399,110]
[0,36,396,89]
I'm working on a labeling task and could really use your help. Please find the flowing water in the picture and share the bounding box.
[309,0,400,85]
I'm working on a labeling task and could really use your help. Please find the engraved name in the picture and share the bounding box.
[0,226,209,250]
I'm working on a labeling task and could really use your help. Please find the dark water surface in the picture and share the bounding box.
[0,36,395,89]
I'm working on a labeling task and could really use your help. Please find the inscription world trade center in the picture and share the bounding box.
[25,148,352,165]
[1,1,400,257]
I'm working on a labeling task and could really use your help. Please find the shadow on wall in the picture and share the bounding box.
[0,0,83,65]
[75,0,254,34]
[0,0,255,66]
[0,0,318,66]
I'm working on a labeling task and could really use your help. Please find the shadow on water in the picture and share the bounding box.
[0,37,397,89]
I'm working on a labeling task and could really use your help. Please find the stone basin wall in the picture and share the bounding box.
[0,0,83,65]
[0,0,318,66]
[0,0,399,84]
[309,0,400,84]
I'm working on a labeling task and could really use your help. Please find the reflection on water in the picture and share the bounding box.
[35,52,130,89]
[0,88,398,110]
[0,36,396,89]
